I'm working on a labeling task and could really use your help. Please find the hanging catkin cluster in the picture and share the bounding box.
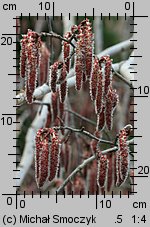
[20,29,42,103]
[75,19,94,89]
[90,55,119,131]
[62,31,72,73]
[49,18,93,102]
[96,125,131,191]
[49,61,68,103]
[19,18,132,193]
[35,128,60,188]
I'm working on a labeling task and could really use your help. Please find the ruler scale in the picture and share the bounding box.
[0,0,149,226]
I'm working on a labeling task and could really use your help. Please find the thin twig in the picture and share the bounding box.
[65,109,96,126]
[16,35,133,106]
[57,155,95,194]
[53,126,114,145]
[41,32,76,48]
[56,138,134,194]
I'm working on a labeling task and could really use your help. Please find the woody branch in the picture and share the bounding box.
[56,138,134,194]
[53,126,114,145]
[15,37,134,188]
[16,37,134,106]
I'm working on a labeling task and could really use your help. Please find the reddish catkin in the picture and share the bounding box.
[48,128,60,182]
[22,30,42,104]
[35,129,50,188]
[95,64,103,114]
[85,32,93,77]
[105,86,119,130]
[39,136,49,187]
[79,19,94,77]
[20,35,27,78]
[35,128,60,187]
[60,81,67,103]
[113,151,119,187]
[116,127,129,186]
[49,61,59,93]
[58,63,68,103]
[62,32,72,73]
[113,151,117,186]
[90,57,99,101]
[26,78,33,104]
[115,150,122,187]
[99,55,112,96]
[35,130,42,182]
[104,56,112,96]
[75,32,85,90]
[97,152,108,188]
[96,104,105,131]
[107,153,113,192]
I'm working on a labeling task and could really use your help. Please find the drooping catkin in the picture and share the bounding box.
[79,19,94,77]
[75,19,94,90]
[90,57,99,101]
[75,32,85,90]
[49,61,59,93]
[105,85,119,130]
[106,153,113,192]
[96,104,105,131]
[62,32,72,73]
[48,128,60,182]
[35,128,60,188]
[95,64,103,114]
[58,63,68,103]
[35,129,50,188]
[20,35,28,78]
[97,152,108,188]
[20,30,42,104]
[116,127,129,186]
[99,55,112,97]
